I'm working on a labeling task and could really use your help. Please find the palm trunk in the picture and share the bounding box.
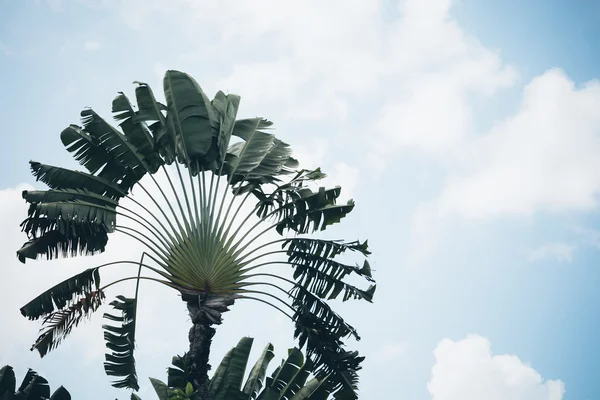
[183,292,237,400]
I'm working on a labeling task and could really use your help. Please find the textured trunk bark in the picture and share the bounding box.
[183,292,237,400]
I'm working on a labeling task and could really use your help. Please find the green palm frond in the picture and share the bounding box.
[30,290,105,357]
[103,296,140,391]
[282,238,376,302]
[0,365,16,397]
[272,186,354,234]
[208,337,253,400]
[166,353,189,389]
[22,188,119,208]
[132,82,172,164]
[242,342,275,399]
[211,90,240,170]
[16,229,108,263]
[49,385,71,400]
[61,124,116,176]
[14,368,51,399]
[292,305,364,399]
[20,268,102,320]
[257,348,314,400]
[60,124,138,191]
[29,161,128,200]
[27,200,117,232]
[112,92,163,173]
[81,108,151,180]
[17,190,117,263]
[163,70,221,173]
[0,365,72,400]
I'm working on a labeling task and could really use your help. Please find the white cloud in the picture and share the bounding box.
[434,70,600,220]
[429,335,565,400]
[83,40,102,51]
[374,0,517,157]
[529,243,575,263]
[293,140,360,199]
[410,69,600,258]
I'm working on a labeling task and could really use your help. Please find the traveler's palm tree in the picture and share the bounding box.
[16,71,375,399]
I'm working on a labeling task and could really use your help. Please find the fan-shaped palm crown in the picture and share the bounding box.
[16,70,376,399]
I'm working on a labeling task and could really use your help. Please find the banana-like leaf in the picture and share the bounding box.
[163,70,220,173]
[212,91,240,169]
[20,268,101,320]
[0,366,71,400]
[256,348,304,400]
[289,378,323,400]
[166,353,188,389]
[277,356,314,400]
[22,188,118,208]
[291,297,363,399]
[14,369,50,399]
[284,238,373,281]
[29,290,105,358]
[223,117,298,187]
[29,162,127,200]
[252,168,327,219]
[149,378,169,400]
[132,82,171,164]
[112,92,163,173]
[60,125,137,191]
[81,108,149,180]
[0,365,16,398]
[281,239,375,303]
[209,337,253,400]
[21,164,119,264]
[103,296,140,391]
[49,386,71,400]
[223,118,276,181]
[241,343,275,400]
[274,187,354,234]
[60,125,114,176]
[283,238,370,259]
[226,139,298,188]
[24,199,117,236]
[294,265,375,303]
[17,228,108,263]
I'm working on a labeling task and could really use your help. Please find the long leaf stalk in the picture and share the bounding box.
[135,180,184,243]
[238,289,295,314]
[173,162,195,236]
[122,194,179,247]
[237,296,294,320]
[100,276,172,292]
[161,164,193,237]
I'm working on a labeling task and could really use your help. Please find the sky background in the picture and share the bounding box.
[0,0,599,399]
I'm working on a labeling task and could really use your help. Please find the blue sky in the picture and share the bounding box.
[1,1,599,399]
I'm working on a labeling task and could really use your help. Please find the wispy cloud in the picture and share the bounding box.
[410,69,600,260]
[529,242,576,263]
[83,40,102,51]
